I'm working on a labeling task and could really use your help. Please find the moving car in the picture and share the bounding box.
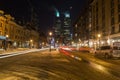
[79,47,95,53]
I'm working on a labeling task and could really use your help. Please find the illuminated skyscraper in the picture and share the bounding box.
[54,10,71,45]
[62,11,71,44]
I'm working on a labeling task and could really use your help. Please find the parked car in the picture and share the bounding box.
[94,42,120,59]
[112,42,120,58]
[94,46,112,58]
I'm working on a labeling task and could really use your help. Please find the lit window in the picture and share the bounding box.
[65,13,70,18]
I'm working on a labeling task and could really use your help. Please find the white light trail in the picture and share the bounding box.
[0,48,48,59]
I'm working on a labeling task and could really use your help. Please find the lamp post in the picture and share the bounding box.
[75,33,77,48]
[6,35,9,38]
[6,35,9,49]
[4,34,9,50]
[49,32,52,52]
[98,34,101,48]
[30,39,33,48]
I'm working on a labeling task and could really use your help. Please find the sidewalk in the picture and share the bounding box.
[0,48,57,55]
[0,48,34,54]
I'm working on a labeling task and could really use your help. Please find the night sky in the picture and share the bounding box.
[0,0,89,32]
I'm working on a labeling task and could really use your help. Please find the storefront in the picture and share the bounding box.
[109,33,120,46]
[0,36,6,49]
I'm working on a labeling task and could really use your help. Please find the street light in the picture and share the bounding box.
[49,32,52,52]
[98,34,101,38]
[30,39,33,42]
[4,34,9,50]
[49,32,52,36]
[75,33,77,47]
[6,35,9,38]
[30,39,33,48]
[98,34,101,48]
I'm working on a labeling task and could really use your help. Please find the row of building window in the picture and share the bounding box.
[15,35,29,41]
[94,0,120,35]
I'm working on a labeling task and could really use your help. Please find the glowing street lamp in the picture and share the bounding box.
[3,34,9,50]
[98,34,101,38]
[30,39,33,48]
[6,34,9,38]
[49,32,52,36]
[49,32,52,52]
[30,39,33,42]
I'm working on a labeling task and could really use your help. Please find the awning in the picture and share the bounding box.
[0,36,6,40]
[110,33,120,39]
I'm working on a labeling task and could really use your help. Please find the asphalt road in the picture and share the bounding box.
[0,49,120,80]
